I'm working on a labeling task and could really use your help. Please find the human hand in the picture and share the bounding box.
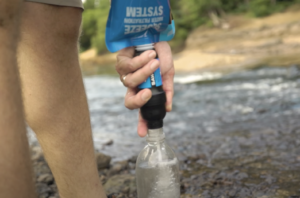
[116,41,175,137]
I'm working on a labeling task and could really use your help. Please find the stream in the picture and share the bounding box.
[28,65,300,197]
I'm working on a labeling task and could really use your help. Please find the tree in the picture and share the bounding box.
[81,0,110,53]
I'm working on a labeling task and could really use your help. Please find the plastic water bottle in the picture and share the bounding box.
[134,44,180,197]
[136,128,180,198]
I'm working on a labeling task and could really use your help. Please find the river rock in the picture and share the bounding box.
[96,152,111,170]
[35,182,52,195]
[109,164,123,175]
[34,162,51,175]
[104,174,136,195]
[104,139,114,146]
[128,155,137,163]
[109,160,128,175]
[37,173,54,184]
[31,146,44,162]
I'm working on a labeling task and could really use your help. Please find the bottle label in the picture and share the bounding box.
[139,67,162,89]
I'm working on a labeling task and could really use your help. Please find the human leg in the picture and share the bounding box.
[0,1,36,197]
[18,2,106,198]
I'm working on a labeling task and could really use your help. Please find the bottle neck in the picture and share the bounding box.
[147,128,165,144]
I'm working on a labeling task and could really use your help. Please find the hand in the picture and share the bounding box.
[116,41,175,137]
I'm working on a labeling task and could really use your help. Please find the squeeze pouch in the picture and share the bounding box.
[105,0,175,52]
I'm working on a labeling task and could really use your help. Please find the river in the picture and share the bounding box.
[28,65,300,197]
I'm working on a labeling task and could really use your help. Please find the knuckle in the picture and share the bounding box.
[128,62,136,71]
[141,68,151,78]
[116,54,122,62]
[124,101,134,110]
[126,80,135,88]
[115,65,121,73]
[169,68,175,76]
[164,67,175,78]
[134,100,142,108]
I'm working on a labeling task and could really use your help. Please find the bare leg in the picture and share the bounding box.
[18,2,106,198]
[0,1,36,198]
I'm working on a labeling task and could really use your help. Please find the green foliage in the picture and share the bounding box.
[169,0,299,48]
[91,15,108,54]
[81,10,98,51]
[81,0,109,54]
[248,0,296,17]
[81,0,300,53]
[249,0,273,17]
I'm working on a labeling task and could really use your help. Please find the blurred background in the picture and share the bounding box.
[80,0,300,75]
[30,1,300,197]
[76,1,300,197]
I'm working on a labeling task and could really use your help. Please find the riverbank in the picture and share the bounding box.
[80,9,300,75]
[31,66,300,198]
[175,9,300,73]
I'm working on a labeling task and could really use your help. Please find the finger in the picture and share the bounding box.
[124,88,152,110]
[121,59,160,88]
[155,42,175,111]
[117,47,135,60]
[137,111,148,137]
[116,48,156,75]
[155,42,173,75]
[162,67,175,112]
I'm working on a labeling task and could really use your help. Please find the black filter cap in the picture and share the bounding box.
[147,120,163,129]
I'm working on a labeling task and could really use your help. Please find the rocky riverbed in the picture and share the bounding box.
[29,65,300,198]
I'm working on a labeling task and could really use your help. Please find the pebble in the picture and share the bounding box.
[105,139,114,146]
[104,174,135,195]
[37,173,54,184]
[96,152,111,169]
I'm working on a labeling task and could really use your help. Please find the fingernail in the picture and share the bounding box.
[166,104,172,111]
[142,91,151,102]
[150,60,159,70]
[148,51,156,59]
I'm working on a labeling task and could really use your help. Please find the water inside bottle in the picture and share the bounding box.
[136,158,180,198]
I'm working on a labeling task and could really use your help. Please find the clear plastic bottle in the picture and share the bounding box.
[136,128,180,198]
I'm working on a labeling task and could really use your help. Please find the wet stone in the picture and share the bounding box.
[34,162,51,175]
[228,189,237,196]
[39,194,49,198]
[236,172,248,180]
[37,173,54,184]
[96,152,111,170]
[104,174,136,196]
[104,139,114,146]
[128,155,137,163]
[109,164,123,175]
[35,183,52,195]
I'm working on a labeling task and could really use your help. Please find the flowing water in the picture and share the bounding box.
[28,65,300,197]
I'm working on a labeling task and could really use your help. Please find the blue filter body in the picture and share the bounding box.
[139,66,162,89]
